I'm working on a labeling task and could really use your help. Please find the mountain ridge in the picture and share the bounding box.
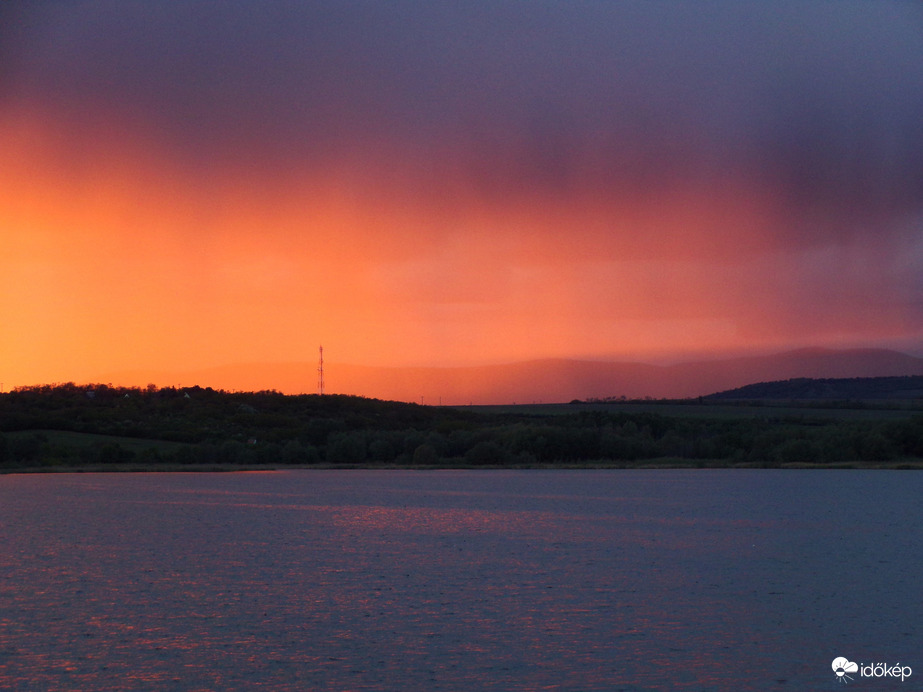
[706,375,923,401]
[98,347,923,404]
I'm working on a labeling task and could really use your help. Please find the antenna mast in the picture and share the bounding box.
[317,345,324,395]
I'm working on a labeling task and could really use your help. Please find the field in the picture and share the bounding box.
[464,400,923,421]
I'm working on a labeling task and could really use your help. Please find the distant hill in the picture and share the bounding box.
[101,347,923,404]
[706,375,923,401]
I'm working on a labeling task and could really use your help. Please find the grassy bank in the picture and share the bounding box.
[6,457,923,474]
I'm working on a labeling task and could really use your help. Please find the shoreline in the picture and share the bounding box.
[4,459,923,474]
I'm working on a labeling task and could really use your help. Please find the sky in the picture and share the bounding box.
[2,1,922,392]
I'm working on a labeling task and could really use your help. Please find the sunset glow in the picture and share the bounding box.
[2,2,921,397]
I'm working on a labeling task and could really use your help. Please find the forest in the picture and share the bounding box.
[1,383,922,471]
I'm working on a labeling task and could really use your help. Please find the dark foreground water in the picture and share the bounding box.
[0,470,920,691]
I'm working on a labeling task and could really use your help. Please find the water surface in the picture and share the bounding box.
[1,470,919,690]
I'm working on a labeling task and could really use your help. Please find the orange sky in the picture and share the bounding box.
[2,109,918,392]
[2,3,922,395]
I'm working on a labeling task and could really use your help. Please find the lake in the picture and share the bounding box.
[0,470,919,690]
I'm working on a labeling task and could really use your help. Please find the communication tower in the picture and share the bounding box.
[317,345,324,395]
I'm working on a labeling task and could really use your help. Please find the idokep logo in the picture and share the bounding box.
[832,657,858,683]
[832,657,913,684]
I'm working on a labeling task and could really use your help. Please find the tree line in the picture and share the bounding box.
[1,383,922,469]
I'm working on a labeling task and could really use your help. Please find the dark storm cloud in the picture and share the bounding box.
[4,1,923,230]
